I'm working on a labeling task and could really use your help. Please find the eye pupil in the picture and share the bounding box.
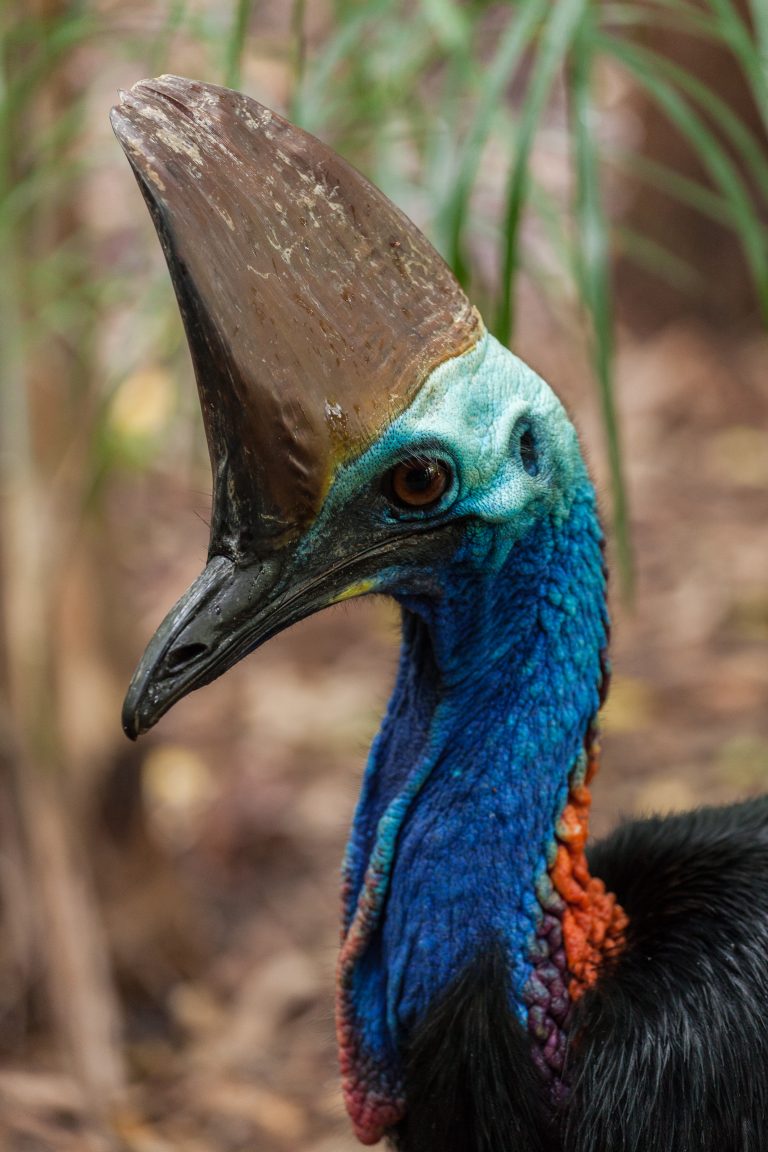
[385,457,450,509]
[519,427,539,477]
[404,465,434,493]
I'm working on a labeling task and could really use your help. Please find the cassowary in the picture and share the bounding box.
[112,77,768,1152]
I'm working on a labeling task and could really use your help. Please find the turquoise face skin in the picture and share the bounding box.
[294,332,608,1144]
[307,330,589,576]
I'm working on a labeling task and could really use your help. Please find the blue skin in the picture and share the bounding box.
[300,332,608,1108]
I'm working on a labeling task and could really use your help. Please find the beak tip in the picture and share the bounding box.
[121,705,142,742]
[122,688,155,741]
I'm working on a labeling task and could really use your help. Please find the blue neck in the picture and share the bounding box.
[339,485,609,1115]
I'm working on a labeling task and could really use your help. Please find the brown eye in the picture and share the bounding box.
[384,457,450,509]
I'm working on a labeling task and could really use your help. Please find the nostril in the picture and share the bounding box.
[166,642,208,672]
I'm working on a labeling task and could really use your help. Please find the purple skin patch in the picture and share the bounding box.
[524,902,572,1102]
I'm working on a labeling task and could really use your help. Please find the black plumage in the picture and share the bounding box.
[397,799,768,1152]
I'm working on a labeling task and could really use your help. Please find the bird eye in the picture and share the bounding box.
[518,425,539,477]
[383,456,451,510]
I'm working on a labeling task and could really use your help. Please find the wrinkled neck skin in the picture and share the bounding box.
[327,335,625,1145]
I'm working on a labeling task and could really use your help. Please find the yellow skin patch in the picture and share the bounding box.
[332,580,376,603]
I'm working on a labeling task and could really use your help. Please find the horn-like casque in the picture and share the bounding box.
[111,76,481,560]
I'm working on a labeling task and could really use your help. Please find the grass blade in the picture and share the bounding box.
[495,0,588,346]
[602,2,719,37]
[751,0,768,92]
[527,176,580,293]
[439,0,548,282]
[615,225,703,292]
[703,0,768,132]
[291,0,307,105]
[223,0,254,89]
[149,0,188,78]
[599,33,768,199]
[605,149,738,224]
[291,0,394,130]
[569,9,632,598]
[602,33,768,323]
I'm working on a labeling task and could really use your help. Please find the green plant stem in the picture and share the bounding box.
[291,0,306,107]
[569,7,632,600]
[751,0,768,95]
[495,0,587,346]
[703,0,768,133]
[223,0,253,88]
[603,33,768,325]
[605,149,737,224]
[439,0,547,282]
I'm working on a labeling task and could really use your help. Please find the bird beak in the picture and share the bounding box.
[122,555,280,739]
[121,552,356,741]
[112,75,479,737]
[121,525,456,740]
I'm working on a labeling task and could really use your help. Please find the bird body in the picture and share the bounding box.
[112,77,768,1152]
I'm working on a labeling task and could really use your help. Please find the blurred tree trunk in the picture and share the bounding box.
[0,0,124,1113]
[617,0,767,332]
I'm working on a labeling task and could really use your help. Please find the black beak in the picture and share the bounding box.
[122,555,279,739]
[122,526,460,740]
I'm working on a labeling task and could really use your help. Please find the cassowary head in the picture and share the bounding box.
[113,76,592,742]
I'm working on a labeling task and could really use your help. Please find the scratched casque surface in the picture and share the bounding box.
[110,76,481,553]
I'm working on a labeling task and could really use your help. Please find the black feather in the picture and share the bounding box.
[393,942,559,1152]
[565,798,768,1152]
